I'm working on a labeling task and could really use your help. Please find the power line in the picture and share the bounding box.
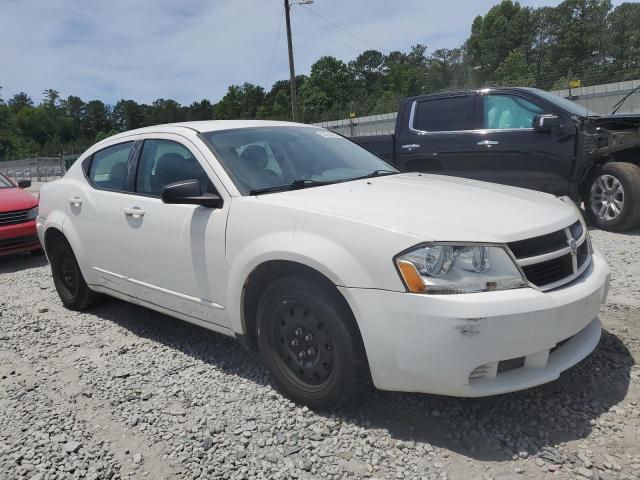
[301,6,390,53]
[265,5,285,88]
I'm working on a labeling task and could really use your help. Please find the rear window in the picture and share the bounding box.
[88,142,134,191]
[412,96,472,132]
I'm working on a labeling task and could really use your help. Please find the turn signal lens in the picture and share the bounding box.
[397,260,426,293]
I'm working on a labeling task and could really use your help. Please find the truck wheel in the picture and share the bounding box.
[50,239,101,310]
[585,162,640,231]
[255,276,367,410]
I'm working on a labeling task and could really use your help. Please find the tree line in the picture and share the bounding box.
[1,0,640,159]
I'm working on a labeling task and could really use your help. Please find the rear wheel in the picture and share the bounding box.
[584,162,640,231]
[256,276,367,410]
[50,239,100,310]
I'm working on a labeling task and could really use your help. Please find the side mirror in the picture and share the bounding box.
[17,179,32,189]
[161,179,223,209]
[533,114,562,131]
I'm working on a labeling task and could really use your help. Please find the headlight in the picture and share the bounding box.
[395,244,527,294]
[26,207,38,220]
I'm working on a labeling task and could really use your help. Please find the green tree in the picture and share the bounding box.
[466,1,535,83]
[608,2,640,69]
[112,99,144,131]
[8,92,34,113]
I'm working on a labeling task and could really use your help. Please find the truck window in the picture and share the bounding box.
[483,95,546,129]
[412,96,471,132]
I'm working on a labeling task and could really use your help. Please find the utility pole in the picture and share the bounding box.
[284,0,298,121]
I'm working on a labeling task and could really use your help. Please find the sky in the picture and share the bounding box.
[0,0,613,106]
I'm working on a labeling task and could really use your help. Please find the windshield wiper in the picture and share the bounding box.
[249,179,330,195]
[366,169,398,177]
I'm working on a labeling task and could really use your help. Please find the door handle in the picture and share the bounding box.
[68,196,82,207]
[401,144,421,150]
[123,207,145,218]
[477,140,499,146]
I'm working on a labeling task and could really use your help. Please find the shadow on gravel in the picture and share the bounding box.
[86,297,633,463]
[0,252,48,274]
[88,297,266,384]
[339,326,633,462]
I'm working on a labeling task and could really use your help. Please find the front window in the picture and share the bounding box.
[135,139,214,196]
[0,174,14,189]
[201,127,397,194]
[483,94,546,129]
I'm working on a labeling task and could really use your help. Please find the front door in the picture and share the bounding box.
[395,94,478,178]
[117,134,230,327]
[470,92,576,194]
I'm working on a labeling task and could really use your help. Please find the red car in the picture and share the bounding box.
[0,173,41,256]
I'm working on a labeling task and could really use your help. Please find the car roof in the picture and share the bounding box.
[104,120,314,141]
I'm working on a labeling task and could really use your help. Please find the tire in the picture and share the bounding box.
[30,248,44,256]
[50,239,100,310]
[583,162,640,231]
[256,276,368,410]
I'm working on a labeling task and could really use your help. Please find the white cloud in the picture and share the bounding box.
[0,0,604,105]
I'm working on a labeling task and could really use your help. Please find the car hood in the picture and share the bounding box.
[256,173,577,243]
[0,187,38,212]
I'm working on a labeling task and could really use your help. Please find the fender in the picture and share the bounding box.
[225,229,402,335]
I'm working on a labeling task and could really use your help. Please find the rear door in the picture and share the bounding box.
[471,92,575,194]
[395,94,478,178]
[65,139,138,293]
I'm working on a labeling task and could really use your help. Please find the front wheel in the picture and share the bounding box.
[256,276,368,410]
[584,162,640,231]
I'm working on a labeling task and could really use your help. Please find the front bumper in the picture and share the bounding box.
[340,251,610,397]
[0,219,41,257]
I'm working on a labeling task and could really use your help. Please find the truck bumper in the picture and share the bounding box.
[339,251,610,397]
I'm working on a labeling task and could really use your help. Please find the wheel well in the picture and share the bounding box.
[43,228,68,256]
[241,261,363,354]
[579,150,640,198]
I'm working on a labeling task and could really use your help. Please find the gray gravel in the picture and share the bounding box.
[1,228,639,480]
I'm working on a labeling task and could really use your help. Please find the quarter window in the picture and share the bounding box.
[88,142,134,191]
[135,139,213,196]
[483,95,546,129]
[412,96,472,132]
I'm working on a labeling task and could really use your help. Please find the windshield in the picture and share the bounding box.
[0,174,15,189]
[527,88,599,117]
[201,126,397,194]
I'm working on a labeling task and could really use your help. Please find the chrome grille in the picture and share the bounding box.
[0,208,31,226]
[508,220,591,291]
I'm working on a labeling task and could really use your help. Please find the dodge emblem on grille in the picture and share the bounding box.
[568,237,578,256]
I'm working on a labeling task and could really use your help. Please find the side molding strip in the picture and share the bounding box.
[92,267,225,310]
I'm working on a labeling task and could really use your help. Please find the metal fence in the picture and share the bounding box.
[314,78,640,137]
[0,156,77,182]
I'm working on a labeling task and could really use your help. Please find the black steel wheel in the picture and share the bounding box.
[270,300,335,391]
[50,239,100,310]
[256,276,368,409]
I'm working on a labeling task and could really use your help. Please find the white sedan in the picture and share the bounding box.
[37,120,610,409]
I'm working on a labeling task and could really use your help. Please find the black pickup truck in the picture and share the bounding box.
[352,87,640,231]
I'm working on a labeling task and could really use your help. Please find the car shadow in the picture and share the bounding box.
[88,297,633,463]
[0,252,48,274]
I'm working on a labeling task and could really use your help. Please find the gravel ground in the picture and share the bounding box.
[1,228,639,480]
